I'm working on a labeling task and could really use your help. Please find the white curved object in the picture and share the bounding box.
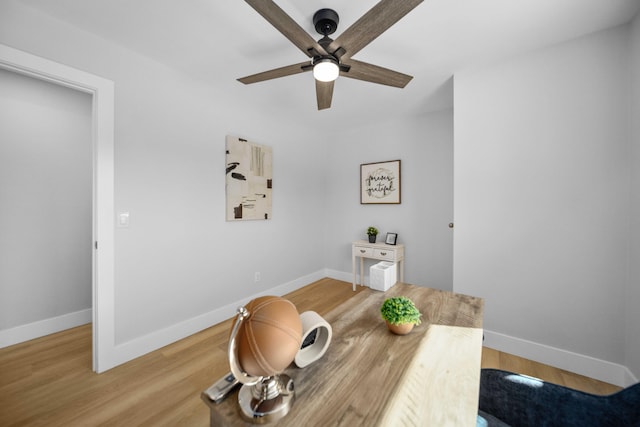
[295,311,332,368]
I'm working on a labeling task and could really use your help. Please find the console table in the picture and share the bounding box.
[352,240,404,291]
[202,283,484,426]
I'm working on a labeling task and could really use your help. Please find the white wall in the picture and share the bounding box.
[3,0,636,382]
[626,12,640,380]
[324,110,454,290]
[0,0,454,360]
[109,65,328,344]
[0,68,92,335]
[0,2,327,352]
[454,26,632,383]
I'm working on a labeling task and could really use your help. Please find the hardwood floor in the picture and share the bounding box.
[481,347,621,395]
[0,278,621,426]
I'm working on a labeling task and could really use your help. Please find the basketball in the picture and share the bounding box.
[236,296,302,377]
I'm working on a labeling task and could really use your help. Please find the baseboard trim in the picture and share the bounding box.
[484,329,638,388]
[0,308,92,348]
[108,270,328,370]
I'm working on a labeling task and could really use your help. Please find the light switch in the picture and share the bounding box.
[117,212,130,228]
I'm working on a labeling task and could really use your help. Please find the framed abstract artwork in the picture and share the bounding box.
[360,160,401,204]
[225,135,273,220]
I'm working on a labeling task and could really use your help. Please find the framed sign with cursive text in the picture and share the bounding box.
[360,160,401,204]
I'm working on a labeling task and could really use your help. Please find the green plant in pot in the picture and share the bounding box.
[380,296,422,335]
[367,226,379,243]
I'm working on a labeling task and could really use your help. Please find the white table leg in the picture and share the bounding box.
[352,255,357,291]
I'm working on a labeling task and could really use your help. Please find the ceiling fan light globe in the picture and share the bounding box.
[313,60,339,82]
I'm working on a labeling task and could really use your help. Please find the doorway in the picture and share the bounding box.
[0,44,115,372]
[0,68,92,347]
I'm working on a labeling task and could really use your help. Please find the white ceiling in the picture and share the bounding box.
[18,0,640,123]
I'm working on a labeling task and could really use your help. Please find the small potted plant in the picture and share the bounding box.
[367,226,379,243]
[380,296,422,335]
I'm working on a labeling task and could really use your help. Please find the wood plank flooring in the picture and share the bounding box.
[0,278,621,426]
[481,347,621,395]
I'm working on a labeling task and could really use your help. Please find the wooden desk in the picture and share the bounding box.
[202,283,483,426]
[352,240,405,291]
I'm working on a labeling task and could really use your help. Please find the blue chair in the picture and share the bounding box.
[477,368,640,427]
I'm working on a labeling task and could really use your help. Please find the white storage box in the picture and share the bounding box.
[370,261,397,291]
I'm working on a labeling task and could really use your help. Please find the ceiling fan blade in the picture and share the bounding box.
[327,0,423,59]
[245,0,328,57]
[238,61,311,84]
[315,80,334,110]
[340,59,413,88]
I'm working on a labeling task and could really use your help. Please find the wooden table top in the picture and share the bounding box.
[202,283,484,426]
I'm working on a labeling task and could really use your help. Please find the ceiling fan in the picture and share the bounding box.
[238,0,424,110]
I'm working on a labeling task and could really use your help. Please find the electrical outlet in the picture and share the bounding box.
[254,272,261,282]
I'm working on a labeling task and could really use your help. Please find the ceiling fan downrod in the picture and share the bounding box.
[312,9,341,58]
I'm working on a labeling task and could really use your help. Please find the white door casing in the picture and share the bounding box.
[0,44,115,373]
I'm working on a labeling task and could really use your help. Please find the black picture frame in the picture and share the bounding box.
[385,232,398,245]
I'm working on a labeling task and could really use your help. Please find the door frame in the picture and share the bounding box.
[0,44,115,373]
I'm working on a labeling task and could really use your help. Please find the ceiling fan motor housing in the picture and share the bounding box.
[313,9,339,36]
